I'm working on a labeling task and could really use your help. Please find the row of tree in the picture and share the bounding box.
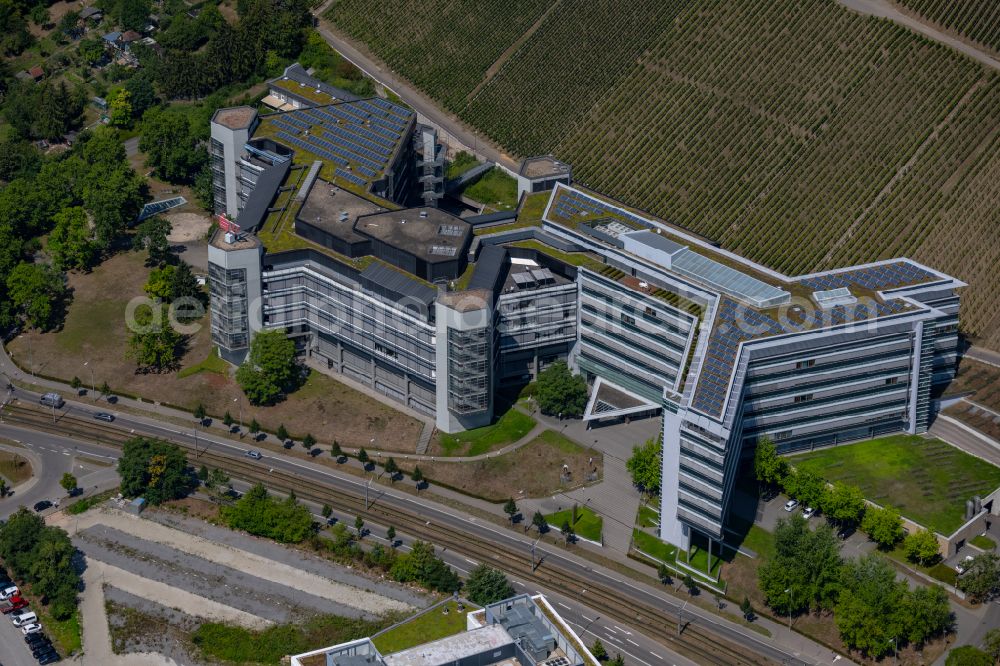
[0,508,80,619]
[760,515,951,658]
[220,482,314,543]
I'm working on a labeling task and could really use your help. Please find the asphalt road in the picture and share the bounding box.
[0,386,814,665]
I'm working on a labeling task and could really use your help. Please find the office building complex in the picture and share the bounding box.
[291,595,593,666]
[208,83,962,550]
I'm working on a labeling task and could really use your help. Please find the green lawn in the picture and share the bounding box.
[436,408,536,456]
[970,534,996,550]
[177,347,228,378]
[632,529,675,562]
[545,505,603,542]
[884,543,957,587]
[789,435,1000,535]
[462,167,518,210]
[445,151,479,180]
[637,504,660,528]
[372,602,473,654]
[37,606,81,656]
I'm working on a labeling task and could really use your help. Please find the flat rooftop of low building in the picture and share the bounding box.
[501,262,572,294]
[383,624,514,666]
[520,156,571,179]
[210,228,260,251]
[355,209,471,264]
[299,180,387,244]
[213,106,257,130]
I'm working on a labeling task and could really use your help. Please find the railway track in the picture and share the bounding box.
[2,403,780,666]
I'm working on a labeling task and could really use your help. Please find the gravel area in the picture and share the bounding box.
[105,587,206,665]
[79,525,364,623]
[145,509,429,607]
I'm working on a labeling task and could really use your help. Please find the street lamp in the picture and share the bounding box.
[784,587,793,630]
[83,361,95,396]
[233,396,242,437]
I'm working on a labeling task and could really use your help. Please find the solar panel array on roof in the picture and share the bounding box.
[438,224,463,237]
[800,262,938,292]
[690,295,915,417]
[548,188,653,231]
[263,98,413,190]
[429,245,457,256]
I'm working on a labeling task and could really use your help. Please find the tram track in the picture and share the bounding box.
[2,402,788,665]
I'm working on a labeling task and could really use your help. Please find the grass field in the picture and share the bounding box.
[970,534,996,550]
[372,602,472,654]
[545,505,603,542]
[790,435,1000,534]
[895,0,1000,54]
[6,251,423,452]
[433,408,536,456]
[632,529,675,562]
[461,167,518,210]
[328,0,1000,350]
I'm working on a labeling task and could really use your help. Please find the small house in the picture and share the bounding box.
[27,66,44,82]
[80,6,103,22]
[126,497,147,515]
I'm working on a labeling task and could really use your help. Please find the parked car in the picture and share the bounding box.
[93,412,115,422]
[245,450,262,460]
[21,622,43,635]
[802,506,816,519]
[0,585,19,599]
[12,610,37,626]
[783,499,799,512]
[837,525,856,540]
[31,642,54,657]
[25,632,48,645]
[956,554,975,574]
[2,597,28,613]
[38,652,61,664]
[33,500,52,512]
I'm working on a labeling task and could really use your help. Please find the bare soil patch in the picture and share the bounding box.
[400,430,602,501]
[165,212,211,243]
[0,450,33,484]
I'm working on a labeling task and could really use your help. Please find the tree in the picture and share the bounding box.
[412,466,424,489]
[465,564,515,605]
[48,207,97,271]
[682,574,697,595]
[80,128,145,248]
[209,468,229,489]
[561,520,574,544]
[194,403,207,421]
[503,498,518,524]
[78,37,104,65]
[591,639,607,661]
[249,418,260,435]
[300,433,315,450]
[741,597,754,621]
[386,526,396,545]
[140,108,208,184]
[357,447,369,465]
[0,479,8,498]
[861,504,904,549]
[354,515,364,536]
[220,483,313,543]
[822,482,866,526]
[957,553,1000,603]
[144,264,175,299]
[277,424,289,442]
[626,437,661,494]
[782,468,825,508]
[532,510,547,533]
[111,0,151,31]
[59,473,77,493]
[133,216,172,267]
[236,330,301,405]
[70,376,82,391]
[608,655,624,666]
[945,646,993,666]
[983,628,1000,662]
[170,261,202,303]
[124,74,157,120]
[534,361,588,418]
[7,262,68,331]
[902,529,941,566]
[0,510,79,619]
[657,563,672,585]
[126,304,185,372]
[100,381,111,397]
[753,437,787,487]
[223,411,233,427]
[389,540,461,592]
[331,441,343,458]
[117,436,193,505]
[109,89,132,128]
[321,504,332,518]
[384,457,399,480]
[903,584,952,646]
[197,465,209,482]
[758,515,842,614]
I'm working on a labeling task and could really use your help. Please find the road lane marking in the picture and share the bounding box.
[627,639,640,647]
[464,558,477,565]
[557,602,570,610]
[650,653,663,660]
[581,615,593,622]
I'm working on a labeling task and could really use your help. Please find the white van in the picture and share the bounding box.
[12,611,37,626]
